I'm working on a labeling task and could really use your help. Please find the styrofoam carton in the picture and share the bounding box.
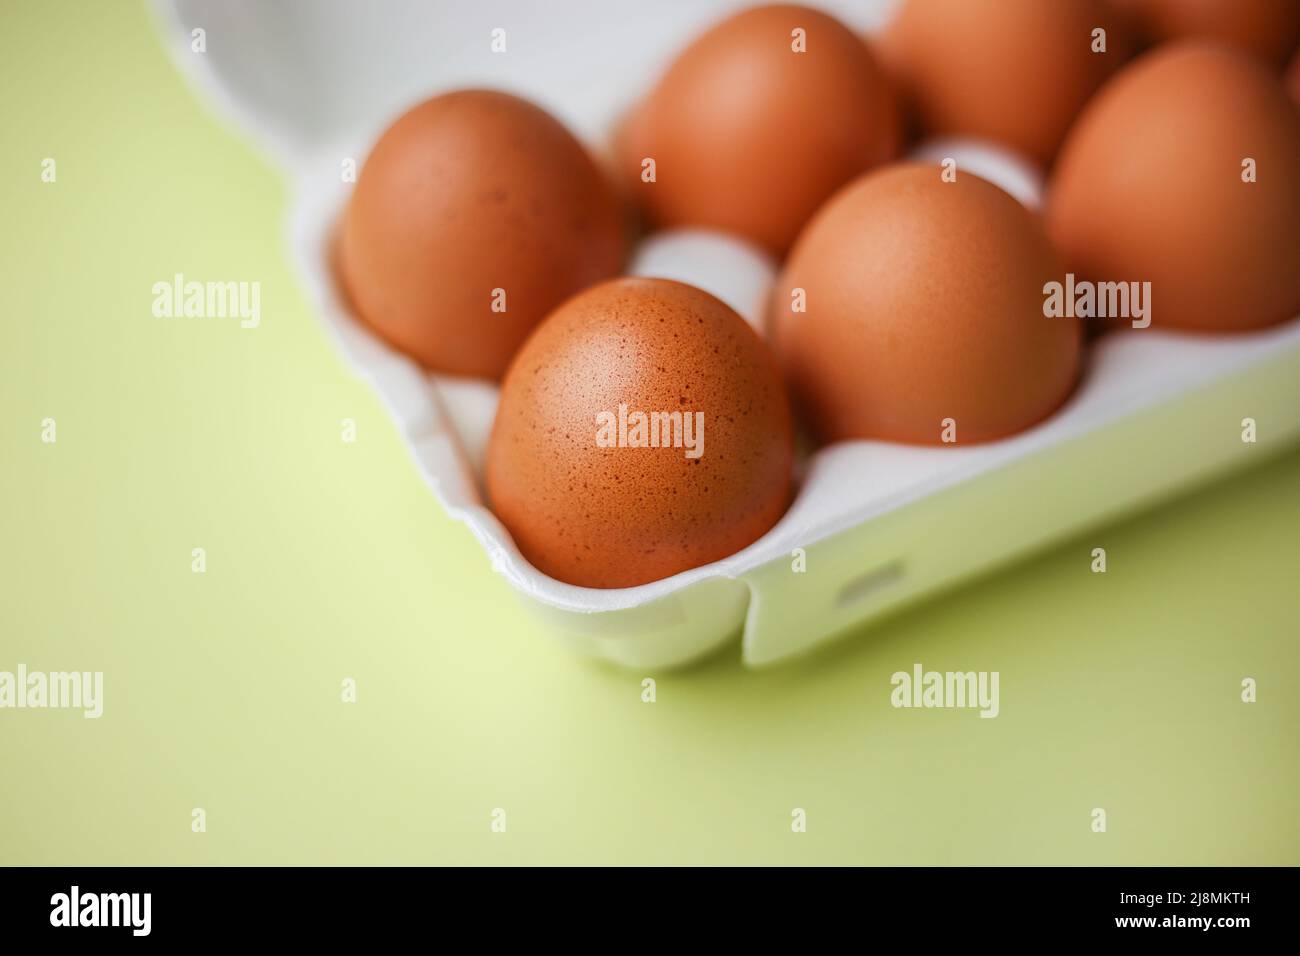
[154,0,1300,668]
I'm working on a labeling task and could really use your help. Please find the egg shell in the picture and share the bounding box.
[773,162,1081,445]
[617,3,900,257]
[339,89,628,380]
[486,277,793,589]
[879,0,1131,165]
[1045,41,1300,333]
[1112,0,1300,68]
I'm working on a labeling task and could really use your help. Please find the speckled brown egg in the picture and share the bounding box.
[339,89,627,379]
[617,4,900,257]
[1112,0,1300,68]
[878,0,1131,165]
[1045,42,1300,332]
[772,163,1081,445]
[486,278,793,589]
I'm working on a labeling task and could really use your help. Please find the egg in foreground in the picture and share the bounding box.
[487,278,794,589]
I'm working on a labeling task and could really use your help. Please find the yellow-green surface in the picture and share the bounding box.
[2,1,1297,866]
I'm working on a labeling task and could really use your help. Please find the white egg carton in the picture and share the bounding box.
[155,0,1300,667]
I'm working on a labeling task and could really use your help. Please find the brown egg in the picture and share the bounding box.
[772,163,1081,445]
[617,4,899,257]
[1287,46,1300,103]
[878,0,1131,165]
[1111,0,1300,68]
[487,278,793,588]
[1045,42,1300,333]
[339,90,627,379]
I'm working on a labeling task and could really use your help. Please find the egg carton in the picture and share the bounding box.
[154,0,1300,668]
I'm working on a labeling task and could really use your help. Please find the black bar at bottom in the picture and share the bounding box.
[0,866,1287,941]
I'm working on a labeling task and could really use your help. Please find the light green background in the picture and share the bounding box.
[2,1,1297,866]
